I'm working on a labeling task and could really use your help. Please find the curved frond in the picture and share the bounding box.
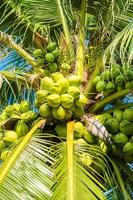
[103,22,133,65]
[51,122,111,200]
[0,120,54,200]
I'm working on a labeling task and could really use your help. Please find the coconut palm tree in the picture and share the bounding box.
[0,0,133,199]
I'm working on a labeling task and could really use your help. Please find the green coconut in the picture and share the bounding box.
[115,75,125,86]
[45,53,55,62]
[33,49,43,58]
[3,131,17,143]
[15,120,29,138]
[113,109,123,122]
[49,83,62,94]
[39,103,51,118]
[40,77,54,90]
[47,94,61,108]
[104,118,119,134]
[51,72,64,82]
[47,42,57,52]
[83,131,97,144]
[101,70,111,81]
[61,94,74,109]
[106,82,116,94]
[75,94,88,107]
[55,124,67,137]
[6,103,20,115]
[96,81,106,92]
[120,120,133,136]
[123,142,133,154]
[20,101,30,113]
[48,62,58,72]
[123,108,133,121]
[112,133,128,147]
[20,111,37,122]
[92,76,101,86]
[64,111,72,121]
[111,66,121,79]
[103,113,112,121]
[51,48,59,58]
[68,75,82,87]
[5,105,16,116]
[36,90,49,104]
[36,58,45,67]
[57,78,69,93]
[1,149,9,160]
[0,111,8,121]
[52,106,66,120]
[68,86,80,99]
[74,122,85,138]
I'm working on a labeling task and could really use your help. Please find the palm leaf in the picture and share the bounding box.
[103,22,133,65]
[0,0,45,47]
[0,31,36,68]
[51,121,110,200]
[0,120,55,200]
[110,159,132,200]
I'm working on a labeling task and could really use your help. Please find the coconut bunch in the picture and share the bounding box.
[93,63,133,96]
[102,107,133,163]
[0,101,37,161]
[35,72,88,121]
[33,41,60,72]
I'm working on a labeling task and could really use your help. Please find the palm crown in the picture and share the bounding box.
[0,0,133,199]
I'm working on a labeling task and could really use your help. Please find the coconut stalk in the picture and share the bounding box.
[75,0,86,80]
[57,0,74,59]
[89,89,132,113]
[0,31,36,67]
[102,103,133,114]
[84,58,103,97]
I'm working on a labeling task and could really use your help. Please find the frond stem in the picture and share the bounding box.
[57,0,74,58]
[0,31,36,67]
[67,121,74,200]
[89,89,132,113]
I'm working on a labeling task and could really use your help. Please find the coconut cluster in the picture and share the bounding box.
[103,107,133,163]
[93,63,133,96]
[35,73,88,121]
[0,101,37,161]
[33,41,59,72]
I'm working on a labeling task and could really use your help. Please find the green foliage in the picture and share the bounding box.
[0,0,133,199]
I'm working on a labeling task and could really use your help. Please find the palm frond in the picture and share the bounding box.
[51,121,117,200]
[0,120,54,200]
[103,22,133,65]
[0,51,31,71]
[0,0,32,46]
[0,31,36,67]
